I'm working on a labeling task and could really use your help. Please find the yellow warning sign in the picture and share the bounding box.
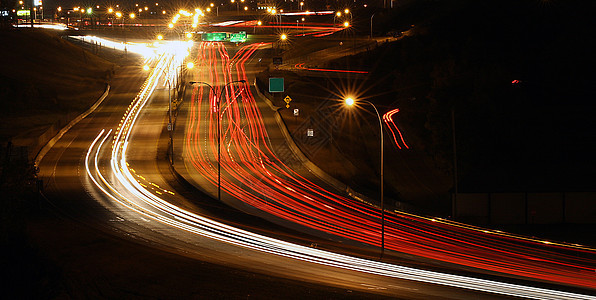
[283,95,292,108]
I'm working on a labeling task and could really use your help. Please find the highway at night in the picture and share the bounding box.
[31,29,594,299]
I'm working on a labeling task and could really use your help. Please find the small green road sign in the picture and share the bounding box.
[269,77,284,93]
[229,31,247,43]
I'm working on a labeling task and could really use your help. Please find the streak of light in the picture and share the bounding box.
[382,108,409,150]
[294,63,368,74]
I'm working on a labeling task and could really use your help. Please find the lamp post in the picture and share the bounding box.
[344,97,385,258]
[188,80,247,203]
[370,13,375,39]
[277,33,287,55]
[231,0,238,13]
[334,11,341,27]
[344,8,352,24]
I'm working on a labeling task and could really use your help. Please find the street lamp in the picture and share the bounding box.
[344,8,353,23]
[370,13,375,39]
[334,11,341,27]
[344,97,385,258]
[277,33,287,53]
[231,0,239,13]
[188,80,247,203]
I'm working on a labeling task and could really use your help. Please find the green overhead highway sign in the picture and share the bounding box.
[229,31,247,43]
[201,32,228,42]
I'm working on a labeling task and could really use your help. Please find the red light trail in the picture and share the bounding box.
[294,63,368,74]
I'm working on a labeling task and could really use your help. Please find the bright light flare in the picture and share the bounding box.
[345,97,355,106]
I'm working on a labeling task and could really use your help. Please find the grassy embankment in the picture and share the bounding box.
[0,29,114,156]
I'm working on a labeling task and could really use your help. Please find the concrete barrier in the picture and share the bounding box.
[34,84,110,167]
[454,193,489,224]
[455,192,596,224]
[565,192,596,224]
[490,193,526,224]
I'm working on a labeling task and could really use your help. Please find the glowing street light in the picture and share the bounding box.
[129,13,135,19]
[280,33,287,41]
[186,62,194,69]
[115,12,122,18]
[143,65,150,71]
[186,32,193,39]
[157,34,163,40]
[344,21,350,27]
[168,23,174,28]
[344,97,385,258]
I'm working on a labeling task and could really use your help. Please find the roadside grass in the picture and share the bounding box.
[0,28,114,146]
